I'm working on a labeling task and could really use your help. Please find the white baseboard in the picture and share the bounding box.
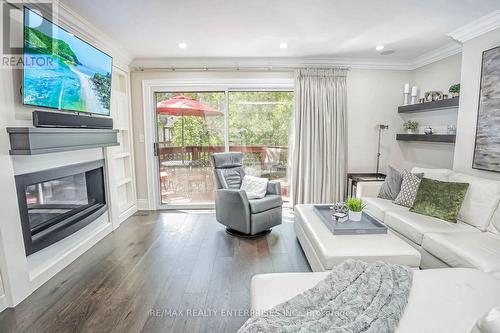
[0,294,7,313]
[137,198,151,210]
[119,204,137,224]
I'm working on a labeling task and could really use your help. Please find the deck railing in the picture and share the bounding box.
[158,144,290,204]
[158,144,288,168]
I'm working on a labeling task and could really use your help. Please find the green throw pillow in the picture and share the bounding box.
[410,178,469,223]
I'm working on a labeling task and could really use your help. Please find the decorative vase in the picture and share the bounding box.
[406,129,415,134]
[349,210,362,221]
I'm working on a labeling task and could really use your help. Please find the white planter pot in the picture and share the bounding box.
[349,210,362,221]
[406,129,416,134]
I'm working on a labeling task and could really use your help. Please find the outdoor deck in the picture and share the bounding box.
[159,145,289,204]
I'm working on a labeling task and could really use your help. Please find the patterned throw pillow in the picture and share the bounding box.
[394,170,423,207]
[410,178,469,222]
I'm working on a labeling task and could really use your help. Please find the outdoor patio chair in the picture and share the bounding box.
[211,152,283,237]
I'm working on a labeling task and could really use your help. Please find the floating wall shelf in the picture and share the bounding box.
[398,97,459,113]
[7,127,119,155]
[396,134,456,143]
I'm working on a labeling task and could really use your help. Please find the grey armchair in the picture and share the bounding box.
[212,152,283,237]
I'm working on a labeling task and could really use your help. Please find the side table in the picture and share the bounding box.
[346,173,386,198]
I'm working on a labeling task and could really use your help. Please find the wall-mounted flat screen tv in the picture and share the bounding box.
[23,7,113,116]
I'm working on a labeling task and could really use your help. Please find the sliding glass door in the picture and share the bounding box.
[155,92,225,205]
[228,91,294,201]
[155,89,293,208]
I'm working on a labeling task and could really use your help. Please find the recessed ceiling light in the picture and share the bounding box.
[178,42,187,49]
[375,45,384,51]
[279,42,288,49]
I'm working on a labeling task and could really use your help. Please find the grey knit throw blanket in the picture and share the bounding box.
[238,260,413,333]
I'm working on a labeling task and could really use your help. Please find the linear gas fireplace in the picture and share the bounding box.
[15,160,107,255]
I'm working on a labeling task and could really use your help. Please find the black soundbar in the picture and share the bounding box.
[33,111,113,129]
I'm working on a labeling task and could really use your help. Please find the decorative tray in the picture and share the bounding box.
[313,205,387,235]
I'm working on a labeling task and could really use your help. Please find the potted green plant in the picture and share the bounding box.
[403,120,418,134]
[345,198,366,221]
[449,84,460,98]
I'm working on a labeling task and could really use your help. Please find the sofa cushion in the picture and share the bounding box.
[422,232,500,273]
[377,165,403,200]
[448,173,500,231]
[410,178,469,222]
[249,194,282,214]
[385,210,480,245]
[411,167,452,181]
[363,197,409,222]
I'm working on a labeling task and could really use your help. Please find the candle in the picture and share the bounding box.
[404,83,410,93]
[411,86,418,97]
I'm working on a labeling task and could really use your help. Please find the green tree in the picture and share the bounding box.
[155,91,293,148]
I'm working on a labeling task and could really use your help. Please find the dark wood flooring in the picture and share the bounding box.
[0,210,310,333]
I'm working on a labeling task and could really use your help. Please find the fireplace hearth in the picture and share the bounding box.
[15,160,107,255]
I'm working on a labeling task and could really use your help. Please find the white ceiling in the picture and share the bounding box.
[61,0,499,61]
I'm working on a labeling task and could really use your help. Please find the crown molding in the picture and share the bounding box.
[131,45,463,72]
[448,10,500,43]
[408,42,462,70]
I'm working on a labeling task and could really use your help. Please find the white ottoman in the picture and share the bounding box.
[295,204,421,271]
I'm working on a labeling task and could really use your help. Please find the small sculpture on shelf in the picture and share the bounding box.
[403,83,410,105]
[447,125,457,135]
[411,86,418,104]
[424,91,443,102]
[424,126,434,135]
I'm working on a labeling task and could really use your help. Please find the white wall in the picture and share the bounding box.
[454,28,500,179]
[346,69,410,173]
[397,54,462,169]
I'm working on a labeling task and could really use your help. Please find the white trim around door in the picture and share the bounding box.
[142,78,294,210]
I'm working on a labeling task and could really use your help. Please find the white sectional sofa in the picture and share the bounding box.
[358,167,500,277]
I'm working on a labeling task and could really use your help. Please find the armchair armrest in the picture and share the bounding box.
[215,189,251,233]
[267,181,281,195]
[356,181,384,198]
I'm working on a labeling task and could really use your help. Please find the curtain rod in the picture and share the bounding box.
[132,65,350,73]
[134,67,294,72]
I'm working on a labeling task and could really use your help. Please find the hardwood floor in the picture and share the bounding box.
[0,210,310,333]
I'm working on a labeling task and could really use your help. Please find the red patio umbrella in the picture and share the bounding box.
[156,95,223,117]
[156,95,223,163]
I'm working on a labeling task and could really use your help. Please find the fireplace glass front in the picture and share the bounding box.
[16,160,107,255]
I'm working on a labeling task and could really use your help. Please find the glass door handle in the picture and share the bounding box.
[153,142,160,156]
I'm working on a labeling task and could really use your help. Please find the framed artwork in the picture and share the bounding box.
[472,45,500,172]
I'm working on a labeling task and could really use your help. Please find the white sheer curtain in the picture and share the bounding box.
[289,68,348,205]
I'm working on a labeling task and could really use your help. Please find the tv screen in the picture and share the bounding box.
[23,7,113,116]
